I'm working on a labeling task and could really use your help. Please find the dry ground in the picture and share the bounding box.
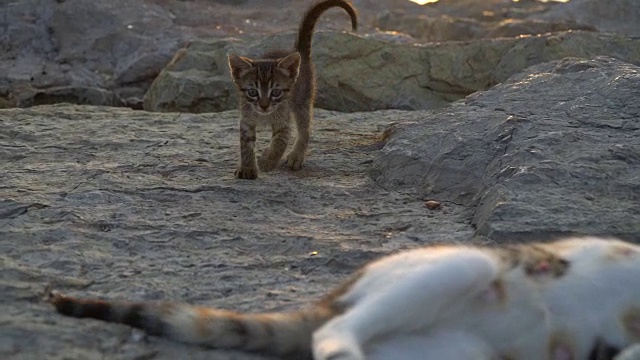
[1,105,473,359]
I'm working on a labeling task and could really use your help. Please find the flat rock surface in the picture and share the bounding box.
[372,56,640,242]
[0,105,472,359]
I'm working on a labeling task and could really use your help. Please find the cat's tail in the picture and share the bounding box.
[295,0,358,62]
[47,291,335,357]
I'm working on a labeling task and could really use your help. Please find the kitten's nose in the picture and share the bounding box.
[260,104,269,111]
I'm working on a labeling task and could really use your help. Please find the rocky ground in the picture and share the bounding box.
[3,55,640,360]
[1,105,474,359]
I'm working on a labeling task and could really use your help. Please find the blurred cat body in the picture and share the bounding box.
[50,236,640,360]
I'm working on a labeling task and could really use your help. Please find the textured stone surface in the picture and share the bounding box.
[0,104,471,359]
[3,0,638,110]
[374,13,595,43]
[542,0,640,38]
[0,0,186,108]
[3,56,640,359]
[0,0,420,109]
[144,31,640,113]
[377,0,640,42]
[372,56,640,242]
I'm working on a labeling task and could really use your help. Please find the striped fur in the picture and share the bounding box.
[228,0,358,179]
[49,270,360,358]
[49,237,640,359]
[49,294,330,357]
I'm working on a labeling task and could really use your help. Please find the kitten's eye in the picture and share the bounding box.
[246,89,259,98]
[271,88,283,98]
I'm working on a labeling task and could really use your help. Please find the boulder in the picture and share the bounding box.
[373,0,597,43]
[13,85,126,108]
[1,0,187,107]
[372,56,640,241]
[3,0,637,111]
[2,56,640,359]
[0,0,424,109]
[542,0,640,38]
[144,31,640,113]
[374,13,595,43]
[415,0,553,20]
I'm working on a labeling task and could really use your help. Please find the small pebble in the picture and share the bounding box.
[424,200,441,210]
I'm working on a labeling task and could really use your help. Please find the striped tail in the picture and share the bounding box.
[295,0,358,63]
[48,291,334,357]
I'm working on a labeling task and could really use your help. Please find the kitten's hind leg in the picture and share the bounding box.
[286,104,312,170]
[258,120,291,172]
[312,252,499,360]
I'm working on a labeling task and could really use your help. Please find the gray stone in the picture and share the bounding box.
[374,12,595,43]
[0,0,187,107]
[144,31,640,113]
[142,39,241,113]
[0,103,471,359]
[372,56,640,242]
[3,0,638,111]
[398,0,638,42]
[13,85,125,108]
[3,56,640,359]
[542,0,640,38]
[372,0,600,43]
[0,0,421,109]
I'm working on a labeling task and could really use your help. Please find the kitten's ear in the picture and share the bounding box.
[228,54,254,79]
[277,52,301,80]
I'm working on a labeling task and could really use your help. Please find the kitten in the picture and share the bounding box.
[49,236,640,360]
[228,0,357,179]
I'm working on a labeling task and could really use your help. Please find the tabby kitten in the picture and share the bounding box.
[49,236,640,360]
[228,0,357,179]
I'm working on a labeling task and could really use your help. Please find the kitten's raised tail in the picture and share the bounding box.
[47,291,334,357]
[295,0,358,62]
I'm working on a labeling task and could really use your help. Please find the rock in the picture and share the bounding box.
[145,30,640,113]
[142,39,241,113]
[373,0,597,43]
[13,85,125,108]
[2,0,636,110]
[417,0,553,20]
[374,12,595,43]
[0,0,426,109]
[542,0,640,38]
[0,103,472,359]
[1,0,187,107]
[372,56,640,241]
[374,13,483,43]
[145,32,420,113]
[211,0,249,4]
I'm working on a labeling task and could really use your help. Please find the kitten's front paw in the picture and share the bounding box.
[258,156,279,172]
[286,151,306,170]
[235,167,258,180]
